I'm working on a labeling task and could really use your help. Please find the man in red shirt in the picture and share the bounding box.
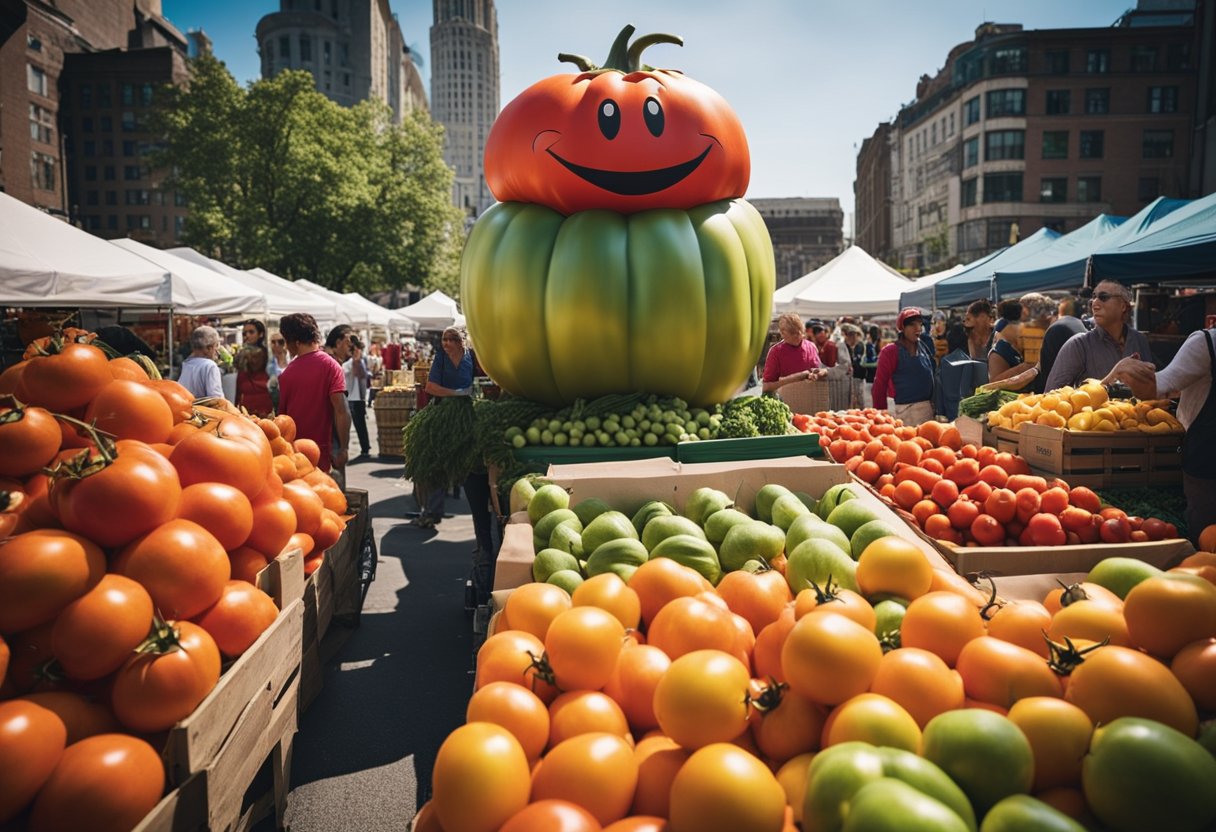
[808,320,839,367]
[277,313,350,474]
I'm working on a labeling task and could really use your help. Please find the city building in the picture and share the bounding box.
[855,1,1202,272]
[430,0,499,217]
[854,123,895,265]
[0,0,185,219]
[256,0,428,122]
[750,198,845,288]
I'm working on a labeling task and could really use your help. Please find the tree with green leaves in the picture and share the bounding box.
[151,53,465,295]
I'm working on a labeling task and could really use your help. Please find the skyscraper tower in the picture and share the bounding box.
[430,0,499,217]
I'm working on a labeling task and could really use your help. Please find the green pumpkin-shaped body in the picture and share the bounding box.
[461,198,774,407]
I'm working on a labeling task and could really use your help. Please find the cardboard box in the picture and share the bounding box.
[491,457,960,592]
[1018,422,1183,489]
[955,415,986,448]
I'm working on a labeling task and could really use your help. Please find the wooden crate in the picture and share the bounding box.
[990,425,1020,455]
[1019,422,1183,488]
[331,489,370,627]
[256,547,306,609]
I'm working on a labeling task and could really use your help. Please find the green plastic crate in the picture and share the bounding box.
[674,433,824,464]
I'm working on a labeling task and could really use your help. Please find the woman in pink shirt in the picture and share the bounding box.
[763,313,828,393]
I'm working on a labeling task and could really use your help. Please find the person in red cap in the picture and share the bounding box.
[872,307,937,425]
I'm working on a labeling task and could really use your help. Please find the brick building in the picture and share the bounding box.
[854,122,894,265]
[0,0,185,223]
[750,197,845,288]
[855,2,1203,271]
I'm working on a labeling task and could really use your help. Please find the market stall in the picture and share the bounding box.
[771,246,913,319]
[900,227,1062,310]
[393,290,465,332]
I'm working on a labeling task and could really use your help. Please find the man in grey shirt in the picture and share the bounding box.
[1043,280,1153,391]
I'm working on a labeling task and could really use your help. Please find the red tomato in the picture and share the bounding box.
[504,582,573,642]
[751,685,827,762]
[601,643,670,733]
[986,599,1053,657]
[631,735,688,818]
[1026,513,1066,547]
[627,557,710,626]
[281,479,324,538]
[112,519,230,620]
[900,591,986,667]
[228,546,271,583]
[83,379,173,444]
[0,529,106,634]
[15,692,121,745]
[28,733,164,832]
[111,620,221,733]
[0,403,60,479]
[246,496,298,556]
[192,580,279,658]
[648,594,737,660]
[170,425,268,501]
[20,343,112,413]
[0,699,66,823]
[176,482,254,551]
[51,573,153,680]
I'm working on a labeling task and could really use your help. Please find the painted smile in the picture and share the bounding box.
[545,143,714,196]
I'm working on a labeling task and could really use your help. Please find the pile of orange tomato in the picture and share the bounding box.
[799,409,1180,549]
[418,524,1216,832]
[0,332,346,828]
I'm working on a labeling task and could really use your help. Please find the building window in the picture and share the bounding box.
[104,165,116,181]
[141,83,153,106]
[82,116,94,133]
[83,140,96,157]
[1143,130,1174,159]
[98,84,112,108]
[963,96,980,126]
[1130,46,1157,72]
[27,32,42,51]
[100,115,113,132]
[1045,90,1070,115]
[1148,86,1178,113]
[27,64,47,96]
[85,165,98,181]
[1084,89,1110,115]
[1086,49,1109,73]
[340,43,349,67]
[985,130,1025,161]
[1079,130,1104,159]
[102,139,114,156]
[959,219,985,253]
[931,122,937,145]
[990,46,1027,74]
[300,35,311,62]
[1040,177,1067,203]
[28,104,53,144]
[961,178,978,207]
[122,140,137,156]
[1077,176,1102,203]
[125,189,151,205]
[1042,130,1068,159]
[1138,177,1160,202]
[30,152,55,190]
[983,173,1023,203]
[949,112,955,135]
[121,83,135,106]
[1046,50,1070,74]
[986,89,1025,118]
[105,190,117,206]
[121,112,137,132]
[343,73,351,87]
[323,41,331,65]
[86,190,99,206]
[124,165,142,180]
[107,215,118,230]
[175,215,186,237]
[126,215,152,230]
[279,36,290,59]
[963,137,979,168]
[80,84,92,108]
[1166,43,1189,70]
[175,192,189,207]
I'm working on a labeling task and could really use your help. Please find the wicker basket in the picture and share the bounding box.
[776,380,831,415]
[373,390,414,457]
[413,363,431,387]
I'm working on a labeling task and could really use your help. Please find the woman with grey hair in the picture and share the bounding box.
[178,325,224,399]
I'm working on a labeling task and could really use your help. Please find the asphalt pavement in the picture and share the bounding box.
[280,410,480,831]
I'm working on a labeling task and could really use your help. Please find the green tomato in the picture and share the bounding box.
[504,426,523,440]
[540,429,554,445]
[785,539,858,594]
[585,416,601,431]
[621,415,636,429]
[511,434,527,449]
[805,742,976,832]
[581,434,597,447]
[553,433,569,446]
[614,431,630,446]
[547,419,562,433]
[979,795,1086,832]
[643,433,659,446]
[922,709,1034,817]
[1085,557,1164,599]
[1082,717,1216,832]
[525,426,542,444]
[845,778,972,832]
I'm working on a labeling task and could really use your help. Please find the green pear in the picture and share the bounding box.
[528,483,570,524]
[549,523,585,559]
[704,508,757,547]
[533,509,581,553]
[580,510,639,558]
[547,569,585,595]
[786,514,851,557]
[572,497,614,528]
[631,500,675,535]
[771,492,812,532]
[533,548,581,582]
[684,486,734,526]
[641,514,707,552]
[509,477,538,515]
[826,500,882,540]
[755,484,794,523]
[719,521,786,572]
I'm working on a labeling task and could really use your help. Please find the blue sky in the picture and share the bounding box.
[161,0,1132,223]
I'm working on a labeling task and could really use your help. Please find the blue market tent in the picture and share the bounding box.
[992,214,1127,298]
[897,249,1004,312]
[990,197,1189,297]
[1087,192,1216,284]
[900,227,1061,310]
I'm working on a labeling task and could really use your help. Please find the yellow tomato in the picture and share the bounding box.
[1007,697,1094,790]
[668,743,787,832]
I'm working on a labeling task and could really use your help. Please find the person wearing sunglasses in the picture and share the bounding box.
[1044,280,1153,392]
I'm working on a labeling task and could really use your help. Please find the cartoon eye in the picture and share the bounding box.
[598,99,621,139]
[643,97,664,137]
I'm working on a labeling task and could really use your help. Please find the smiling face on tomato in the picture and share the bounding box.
[486,67,750,215]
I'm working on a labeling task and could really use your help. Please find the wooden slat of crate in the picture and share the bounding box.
[331,489,368,626]
[255,548,305,609]
[314,560,335,642]
[992,426,1019,455]
[161,600,304,786]
[1020,422,1184,486]
[299,641,324,714]
[134,773,207,832]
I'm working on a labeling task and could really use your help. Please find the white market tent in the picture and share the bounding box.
[394,290,465,331]
[166,248,341,325]
[111,238,265,317]
[0,192,170,308]
[772,246,914,319]
[341,292,417,335]
[288,277,378,329]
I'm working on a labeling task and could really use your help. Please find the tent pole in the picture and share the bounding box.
[167,309,174,378]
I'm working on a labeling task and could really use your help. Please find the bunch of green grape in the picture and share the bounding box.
[504,398,725,448]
